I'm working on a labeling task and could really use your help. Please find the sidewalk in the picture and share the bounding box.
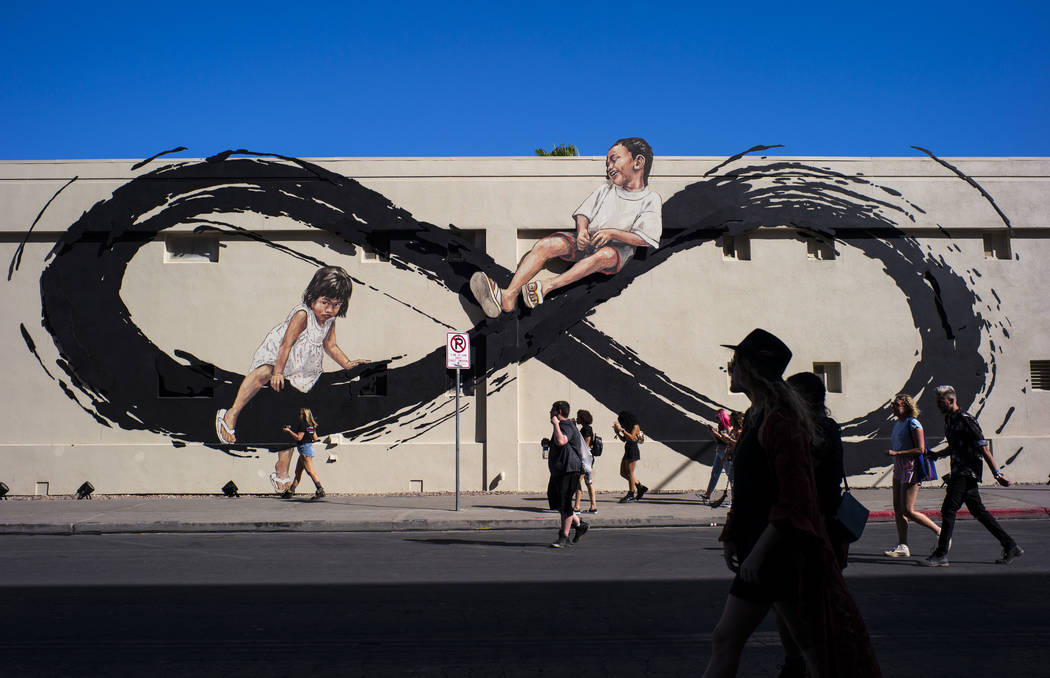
[1,485,1047,535]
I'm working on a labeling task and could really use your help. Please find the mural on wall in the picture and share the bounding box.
[12,142,1018,474]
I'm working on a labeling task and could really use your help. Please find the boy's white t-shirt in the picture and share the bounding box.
[572,182,663,248]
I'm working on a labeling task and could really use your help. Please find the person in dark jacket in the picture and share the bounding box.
[546,400,588,548]
[922,385,1022,567]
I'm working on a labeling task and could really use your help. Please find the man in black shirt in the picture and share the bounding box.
[545,400,588,548]
[923,385,1023,567]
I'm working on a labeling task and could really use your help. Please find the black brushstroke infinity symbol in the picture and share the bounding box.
[35,152,992,471]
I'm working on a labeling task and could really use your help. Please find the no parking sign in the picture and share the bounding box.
[446,332,471,369]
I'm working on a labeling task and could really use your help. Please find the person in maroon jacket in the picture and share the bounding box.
[703,329,880,678]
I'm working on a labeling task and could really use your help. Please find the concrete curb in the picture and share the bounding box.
[2,507,1045,535]
[866,507,1050,521]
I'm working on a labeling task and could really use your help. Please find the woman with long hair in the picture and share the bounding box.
[703,329,880,678]
[613,410,648,503]
[884,393,941,557]
[282,407,325,499]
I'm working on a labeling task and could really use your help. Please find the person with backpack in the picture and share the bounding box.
[547,401,589,548]
[573,410,600,514]
[922,385,1022,567]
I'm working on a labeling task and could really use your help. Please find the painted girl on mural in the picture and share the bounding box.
[215,265,369,443]
[469,137,663,316]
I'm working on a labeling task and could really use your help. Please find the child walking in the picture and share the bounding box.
[470,137,662,316]
[215,265,368,446]
[283,408,325,499]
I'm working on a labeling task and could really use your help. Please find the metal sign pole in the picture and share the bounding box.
[455,367,461,511]
[445,331,469,513]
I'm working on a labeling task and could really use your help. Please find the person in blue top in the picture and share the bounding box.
[883,394,942,558]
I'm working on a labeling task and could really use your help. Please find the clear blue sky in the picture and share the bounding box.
[2,0,1047,159]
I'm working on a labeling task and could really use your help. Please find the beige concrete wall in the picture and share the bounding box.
[2,155,1049,494]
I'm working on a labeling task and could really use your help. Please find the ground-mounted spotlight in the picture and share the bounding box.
[76,481,94,500]
[221,480,239,497]
[0,481,9,499]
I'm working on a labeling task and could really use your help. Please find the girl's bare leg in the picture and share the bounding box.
[220,365,273,442]
[301,456,321,487]
[627,460,638,493]
[587,480,597,511]
[702,594,770,678]
[904,482,941,534]
[292,455,306,489]
[892,480,909,545]
[542,246,618,295]
[500,236,573,311]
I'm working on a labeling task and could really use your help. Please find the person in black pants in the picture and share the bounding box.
[922,385,1023,567]
[546,400,589,548]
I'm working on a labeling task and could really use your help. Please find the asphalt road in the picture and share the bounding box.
[2,520,1048,677]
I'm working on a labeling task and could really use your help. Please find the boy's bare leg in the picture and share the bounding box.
[500,236,573,311]
[541,246,618,295]
[220,365,272,442]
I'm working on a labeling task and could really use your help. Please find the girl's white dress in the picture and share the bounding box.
[249,303,334,393]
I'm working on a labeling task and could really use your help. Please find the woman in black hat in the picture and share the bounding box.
[703,329,880,678]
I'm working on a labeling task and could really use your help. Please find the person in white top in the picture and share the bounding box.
[470,137,663,316]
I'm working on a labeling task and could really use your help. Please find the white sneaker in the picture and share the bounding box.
[884,544,911,558]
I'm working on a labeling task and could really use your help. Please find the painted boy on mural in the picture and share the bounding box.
[469,137,662,316]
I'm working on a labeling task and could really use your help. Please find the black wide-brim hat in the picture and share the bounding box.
[722,328,792,381]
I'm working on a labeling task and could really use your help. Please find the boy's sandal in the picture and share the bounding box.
[522,280,544,309]
[268,472,281,493]
[469,271,503,319]
[215,409,236,443]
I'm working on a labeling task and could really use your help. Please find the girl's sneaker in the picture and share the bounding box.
[884,544,911,557]
[313,486,326,499]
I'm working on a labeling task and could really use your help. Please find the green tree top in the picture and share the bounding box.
[534,144,579,157]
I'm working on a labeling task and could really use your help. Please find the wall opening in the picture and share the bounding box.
[722,234,751,261]
[813,362,842,393]
[983,231,1012,260]
[806,235,836,260]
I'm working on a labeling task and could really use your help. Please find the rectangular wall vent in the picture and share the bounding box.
[1032,360,1050,390]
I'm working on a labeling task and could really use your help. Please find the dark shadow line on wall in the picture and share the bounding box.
[131,146,188,171]
[8,176,78,281]
[910,146,1013,234]
[703,143,785,177]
